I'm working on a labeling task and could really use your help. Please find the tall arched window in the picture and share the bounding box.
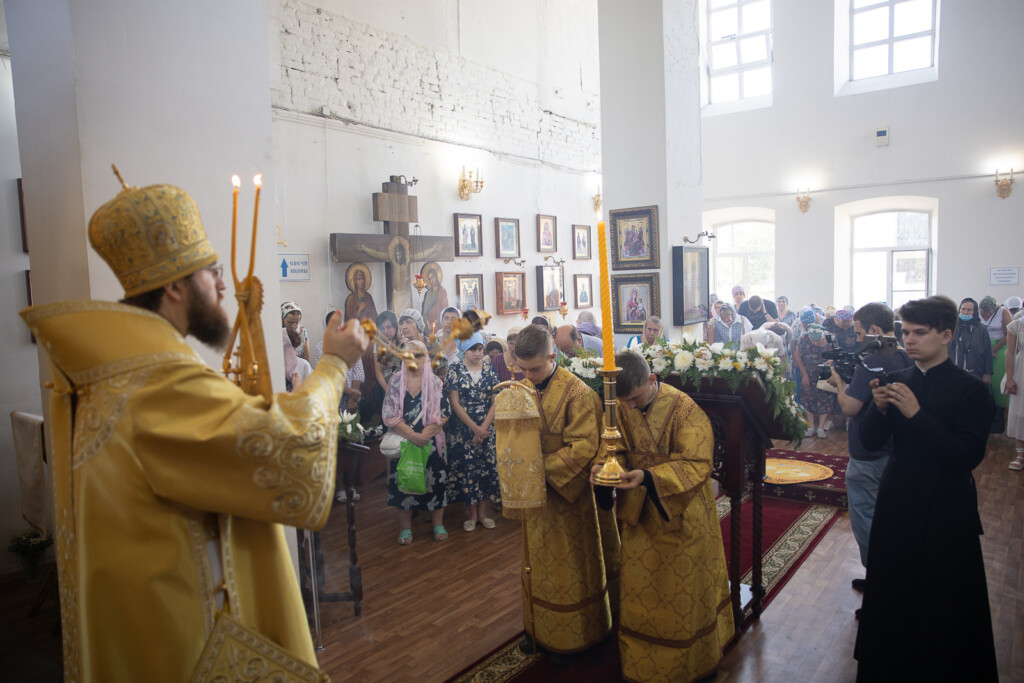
[713,220,775,301]
[851,210,931,310]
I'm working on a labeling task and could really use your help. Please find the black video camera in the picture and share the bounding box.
[816,334,899,384]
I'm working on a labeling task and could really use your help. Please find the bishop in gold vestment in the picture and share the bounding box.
[598,352,734,683]
[20,178,368,682]
[513,327,618,654]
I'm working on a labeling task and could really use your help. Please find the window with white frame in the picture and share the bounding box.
[850,210,930,311]
[706,0,773,105]
[849,0,937,81]
[714,221,775,303]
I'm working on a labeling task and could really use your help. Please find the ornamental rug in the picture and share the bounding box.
[764,448,849,509]
[447,496,840,683]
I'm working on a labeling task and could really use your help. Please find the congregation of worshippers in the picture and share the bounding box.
[282,285,1024,515]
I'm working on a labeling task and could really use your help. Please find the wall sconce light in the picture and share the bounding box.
[995,169,1014,199]
[682,231,716,244]
[503,257,526,268]
[413,273,426,295]
[559,301,569,319]
[520,307,530,321]
[796,189,811,213]
[458,166,484,200]
[544,255,565,267]
[593,185,602,214]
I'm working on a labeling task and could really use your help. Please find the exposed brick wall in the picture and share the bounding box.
[273,0,600,171]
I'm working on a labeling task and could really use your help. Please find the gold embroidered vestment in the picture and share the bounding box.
[22,301,345,682]
[519,367,619,654]
[615,383,734,683]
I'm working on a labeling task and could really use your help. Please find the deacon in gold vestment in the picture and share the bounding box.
[593,352,734,683]
[21,180,368,682]
[511,325,618,657]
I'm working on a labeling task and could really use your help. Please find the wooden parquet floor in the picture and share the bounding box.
[2,423,1022,682]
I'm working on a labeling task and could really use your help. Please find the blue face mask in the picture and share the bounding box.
[959,313,973,321]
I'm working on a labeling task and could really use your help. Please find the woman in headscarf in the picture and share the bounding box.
[360,311,402,428]
[979,295,1013,427]
[707,303,749,350]
[445,332,501,531]
[435,306,463,378]
[1002,310,1024,470]
[825,307,858,352]
[281,301,310,361]
[705,299,724,342]
[793,323,835,438]
[790,307,818,394]
[282,328,312,392]
[490,327,525,383]
[484,338,506,362]
[951,298,993,382]
[314,311,364,413]
[382,340,452,544]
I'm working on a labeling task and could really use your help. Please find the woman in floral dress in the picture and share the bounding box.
[382,340,452,544]
[445,333,501,531]
[793,324,836,438]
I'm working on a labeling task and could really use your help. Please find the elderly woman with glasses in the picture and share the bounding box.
[383,340,452,544]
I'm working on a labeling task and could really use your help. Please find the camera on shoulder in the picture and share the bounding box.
[816,334,899,384]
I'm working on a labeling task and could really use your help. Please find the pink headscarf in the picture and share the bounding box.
[382,341,446,457]
[282,328,298,380]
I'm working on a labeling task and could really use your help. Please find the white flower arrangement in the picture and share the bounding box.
[556,336,807,442]
[635,337,807,443]
[337,410,366,443]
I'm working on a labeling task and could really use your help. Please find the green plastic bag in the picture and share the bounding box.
[396,439,431,494]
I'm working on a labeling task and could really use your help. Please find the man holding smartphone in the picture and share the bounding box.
[854,295,997,682]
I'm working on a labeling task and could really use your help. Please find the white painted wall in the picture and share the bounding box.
[598,0,705,342]
[4,0,289,574]
[268,0,600,171]
[0,47,44,575]
[701,0,1024,309]
[273,111,602,343]
[269,0,606,348]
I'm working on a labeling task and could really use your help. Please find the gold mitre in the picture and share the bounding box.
[88,165,218,297]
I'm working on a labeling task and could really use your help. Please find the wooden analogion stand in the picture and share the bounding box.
[665,375,787,632]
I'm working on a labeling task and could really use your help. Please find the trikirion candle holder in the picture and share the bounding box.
[594,367,625,486]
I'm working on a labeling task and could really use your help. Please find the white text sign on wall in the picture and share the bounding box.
[989,266,1019,287]
[280,254,311,281]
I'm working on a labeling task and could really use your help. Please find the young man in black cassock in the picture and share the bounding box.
[855,295,998,682]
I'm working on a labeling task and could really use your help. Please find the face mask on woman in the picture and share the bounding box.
[959,313,973,322]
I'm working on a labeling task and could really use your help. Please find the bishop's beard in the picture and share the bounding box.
[184,277,231,350]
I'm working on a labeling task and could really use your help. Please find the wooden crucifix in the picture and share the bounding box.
[330,177,454,314]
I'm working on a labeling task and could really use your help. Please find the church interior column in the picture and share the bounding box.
[598,0,705,341]
[6,0,284,378]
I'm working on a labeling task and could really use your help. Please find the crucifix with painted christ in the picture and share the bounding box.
[330,177,454,313]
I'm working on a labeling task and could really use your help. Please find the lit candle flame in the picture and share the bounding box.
[231,175,241,188]
[253,173,263,187]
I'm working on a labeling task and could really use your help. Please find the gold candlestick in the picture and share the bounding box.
[594,367,625,486]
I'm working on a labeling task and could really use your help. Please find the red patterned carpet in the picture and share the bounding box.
[449,497,840,683]
[764,448,849,508]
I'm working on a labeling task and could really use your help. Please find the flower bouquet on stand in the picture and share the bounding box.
[338,410,366,444]
[8,529,52,582]
[632,335,807,444]
[558,350,604,395]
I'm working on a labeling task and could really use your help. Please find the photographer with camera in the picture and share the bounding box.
[825,303,912,606]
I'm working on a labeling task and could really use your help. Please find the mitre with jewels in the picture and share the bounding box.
[88,165,218,297]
